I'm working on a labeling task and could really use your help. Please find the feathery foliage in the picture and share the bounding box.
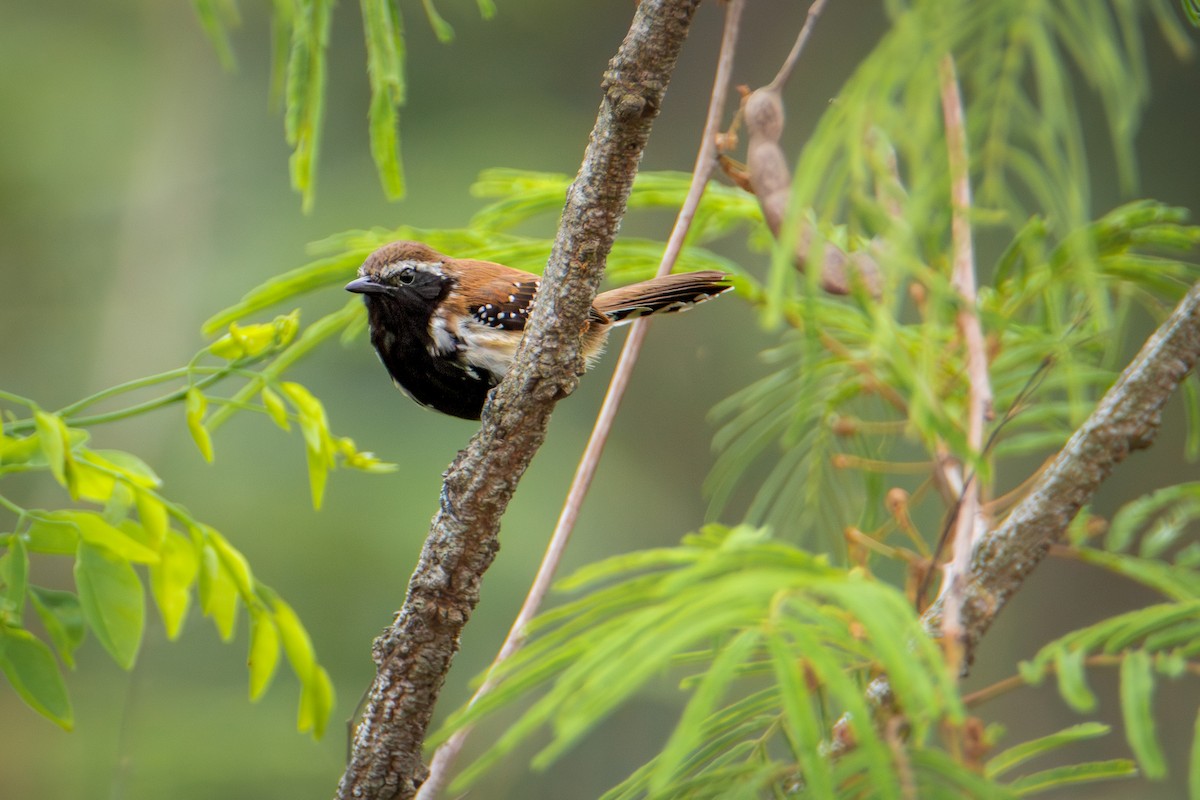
[190,0,494,210]
[5,0,1199,796]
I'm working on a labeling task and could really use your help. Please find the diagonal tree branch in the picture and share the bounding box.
[413,3,746,797]
[926,280,1200,659]
[841,280,1200,749]
[334,2,702,798]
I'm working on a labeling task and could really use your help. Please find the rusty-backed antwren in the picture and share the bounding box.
[346,241,732,419]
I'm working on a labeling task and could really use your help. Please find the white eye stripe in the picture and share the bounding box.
[379,260,443,282]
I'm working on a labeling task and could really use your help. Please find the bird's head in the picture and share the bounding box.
[345,241,454,313]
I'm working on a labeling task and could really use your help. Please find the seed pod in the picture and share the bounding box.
[742,86,883,297]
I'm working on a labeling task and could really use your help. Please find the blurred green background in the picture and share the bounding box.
[1,2,1198,798]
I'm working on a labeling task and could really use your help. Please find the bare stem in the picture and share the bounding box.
[414,2,747,796]
[934,53,993,664]
[767,0,830,92]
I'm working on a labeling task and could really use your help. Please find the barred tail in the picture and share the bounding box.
[593,270,732,324]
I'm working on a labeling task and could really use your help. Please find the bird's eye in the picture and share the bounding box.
[398,267,416,285]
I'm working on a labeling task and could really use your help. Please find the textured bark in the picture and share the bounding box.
[847,281,1200,741]
[926,281,1200,658]
[334,2,702,798]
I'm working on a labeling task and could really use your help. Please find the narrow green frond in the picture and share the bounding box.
[1008,759,1137,796]
[987,722,1114,779]
[361,0,407,199]
[283,0,334,212]
[1120,649,1167,779]
[191,0,241,71]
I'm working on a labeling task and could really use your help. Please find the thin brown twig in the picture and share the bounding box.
[412,3,747,797]
[961,654,1200,708]
[934,53,993,666]
[767,0,830,92]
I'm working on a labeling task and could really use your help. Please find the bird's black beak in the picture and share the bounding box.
[346,276,386,295]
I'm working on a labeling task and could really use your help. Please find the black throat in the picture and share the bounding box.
[364,296,495,420]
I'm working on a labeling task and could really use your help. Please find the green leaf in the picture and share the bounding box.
[25,514,78,555]
[29,587,85,668]
[0,431,41,465]
[33,410,69,488]
[47,510,159,564]
[148,530,199,640]
[361,0,406,200]
[248,609,281,701]
[2,535,29,616]
[284,0,333,212]
[74,542,145,670]
[206,301,362,430]
[767,630,835,798]
[88,449,161,488]
[297,663,334,738]
[209,320,285,361]
[1120,649,1166,779]
[207,530,254,598]
[185,387,214,462]
[274,597,315,680]
[1009,759,1136,796]
[0,626,74,729]
[1071,547,1199,602]
[191,0,239,71]
[419,0,454,42]
[1053,647,1097,713]
[261,386,291,431]
[202,255,360,334]
[650,629,761,791]
[987,722,1112,778]
[135,490,168,550]
[280,382,333,509]
[199,542,239,641]
[909,747,1015,799]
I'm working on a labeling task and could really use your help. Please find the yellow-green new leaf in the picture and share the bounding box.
[297,664,334,739]
[50,511,159,564]
[0,626,74,730]
[274,598,315,681]
[280,381,334,508]
[75,542,145,670]
[248,610,281,701]
[185,388,214,462]
[149,530,199,640]
[33,410,69,487]
[0,431,41,465]
[90,449,161,488]
[198,543,239,641]
[261,386,291,431]
[135,490,168,550]
[207,530,255,599]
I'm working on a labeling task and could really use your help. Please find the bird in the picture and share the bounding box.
[345,240,732,419]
